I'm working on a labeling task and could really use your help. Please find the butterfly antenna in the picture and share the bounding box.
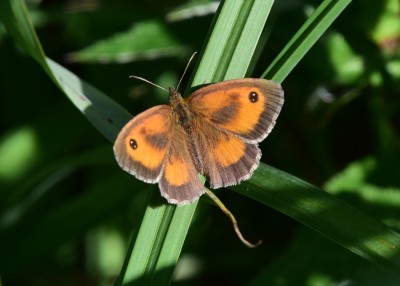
[129,75,169,93]
[176,51,197,91]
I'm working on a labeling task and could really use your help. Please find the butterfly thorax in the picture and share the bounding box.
[168,87,192,129]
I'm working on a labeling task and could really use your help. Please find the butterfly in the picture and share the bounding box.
[114,78,284,205]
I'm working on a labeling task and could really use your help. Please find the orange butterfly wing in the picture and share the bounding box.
[113,105,204,204]
[187,78,284,188]
[188,78,284,143]
[113,105,173,183]
[159,123,205,204]
[189,120,261,188]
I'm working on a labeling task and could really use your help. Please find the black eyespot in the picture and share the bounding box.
[129,139,138,149]
[249,91,258,102]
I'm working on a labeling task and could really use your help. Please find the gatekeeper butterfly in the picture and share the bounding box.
[114,66,284,205]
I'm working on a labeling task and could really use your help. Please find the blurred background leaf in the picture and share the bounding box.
[0,0,400,285]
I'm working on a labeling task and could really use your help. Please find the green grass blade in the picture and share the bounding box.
[45,58,132,142]
[263,0,352,82]
[0,0,45,65]
[192,0,275,84]
[0,1,133,142]
[242,0,400,275]
[233,162,400,274]
[116,193,198,285]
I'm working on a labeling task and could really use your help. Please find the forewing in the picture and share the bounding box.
[113,105,172,183]
[188,78,284,143]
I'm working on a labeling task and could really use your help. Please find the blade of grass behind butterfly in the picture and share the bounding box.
[0,0,132,142]
[235,164,400,275]
[263,0,352,82]
[190,0,275,84]
[232,0,400,275]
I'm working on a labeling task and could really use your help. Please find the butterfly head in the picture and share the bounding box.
[168,86,184,105]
